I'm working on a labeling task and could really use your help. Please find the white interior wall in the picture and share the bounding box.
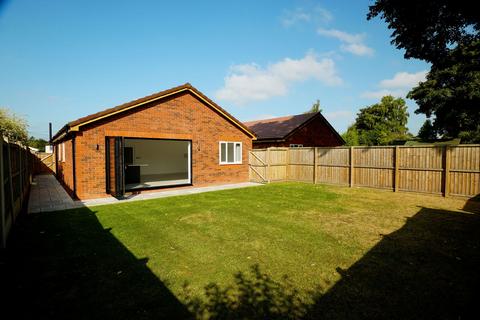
[124,139,189,175]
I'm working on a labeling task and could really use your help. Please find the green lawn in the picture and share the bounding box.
[2,183,479,319]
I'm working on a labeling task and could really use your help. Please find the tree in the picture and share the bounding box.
[408,41,480,142]
[0,107,28,143]
[306,99,322,113]
[368,1,480,143]
[417,119,437,141]
[27,136,48,151]
[342,125,359,146]
[367,0,479,64]
[344,96,410,146]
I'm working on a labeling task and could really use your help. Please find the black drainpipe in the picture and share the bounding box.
[72,136,77,199]
[55,144,58,178]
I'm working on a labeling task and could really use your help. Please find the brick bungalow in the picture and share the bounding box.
[51,83,256,200]
[244,112,344,148]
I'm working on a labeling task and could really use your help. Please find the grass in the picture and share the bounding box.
[2,183,479,319]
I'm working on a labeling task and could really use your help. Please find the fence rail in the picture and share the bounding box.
[1,137,37,248]
[34,152,55,174]
[249,145,480,198]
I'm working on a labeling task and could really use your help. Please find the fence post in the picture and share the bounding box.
[266,147,271,183]
[0,138,5,248]
[394,146,400,192]
[349,146,354,187]
[443,145,451,197]
[313,147,318,184]
[286,147,290,181]
[19,146,24,203]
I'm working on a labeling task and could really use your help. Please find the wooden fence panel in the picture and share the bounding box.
[0,137,37,248]
[289,164,314,182]
[449,145,480,196]
[398,147,443,194]
[317,147,350,185]
[354,147,394,189]
[249,145,480,198]
[34,152,56,174]
[288,148,314,182]
[268,148,288,181]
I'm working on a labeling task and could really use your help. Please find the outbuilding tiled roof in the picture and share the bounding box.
[244,112,319,140]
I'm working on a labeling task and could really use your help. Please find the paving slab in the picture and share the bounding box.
[28,174,263,213]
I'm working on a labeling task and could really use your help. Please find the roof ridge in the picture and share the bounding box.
[244,112,318,125]
[52,83,255,141]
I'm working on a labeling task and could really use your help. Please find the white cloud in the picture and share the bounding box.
[281,6,333,27]
[317,28,374,56]
[215,52,343,105]
[341,43,374,56]
[361,71,428,99]
[281,8,311,27]
[379,70,428,89]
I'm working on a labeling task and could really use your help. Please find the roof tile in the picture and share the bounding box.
[244,112,318,140]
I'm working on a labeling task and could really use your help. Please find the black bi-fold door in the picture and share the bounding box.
[105,136,125,198]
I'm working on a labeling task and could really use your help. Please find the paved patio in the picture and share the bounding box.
[28,174,262,213]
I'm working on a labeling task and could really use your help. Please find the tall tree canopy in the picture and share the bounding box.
[417,119,437,141]
[367,0,479,64]
[0,107,28,143]
[368,1,480,143]
[408,41,480,142]
[342,96,410,146]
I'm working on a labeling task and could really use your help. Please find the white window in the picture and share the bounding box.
[62,143,65,162]
[290,144,303,148]
[57,143,63,162]
[219,141,242,164]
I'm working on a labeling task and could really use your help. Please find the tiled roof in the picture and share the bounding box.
[244,112,318,140]
[52,83,255,141]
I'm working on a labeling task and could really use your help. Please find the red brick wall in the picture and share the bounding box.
[253,115,344,148]
[65,91,252,199]
[56,139,75,196]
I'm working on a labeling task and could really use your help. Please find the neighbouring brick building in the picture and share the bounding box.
[244,112,344,148]
[52,83,256,200]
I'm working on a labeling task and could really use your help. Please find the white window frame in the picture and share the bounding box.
[289,144,303,148]
[219,141,242,165]
[57,143,64,162]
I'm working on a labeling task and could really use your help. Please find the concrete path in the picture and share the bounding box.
[28,174,262,213]
[28,175,81,213]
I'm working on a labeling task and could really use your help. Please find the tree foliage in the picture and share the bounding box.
[342,96,410,146]
[306,99,322,113]
[367,0,479,64]
[27,136,48,151]
[0,107,28,143]
[417,119,437,141]
[341,125,359,146]
[408,41,480,143]
[368,1,480,143]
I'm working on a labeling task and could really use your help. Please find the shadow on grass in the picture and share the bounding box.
[1,207,191,319]
[181,206,480,319]
[463,193,480,214]
[304,206,480,319]
[181,264,316,320]
[1,205,479,319]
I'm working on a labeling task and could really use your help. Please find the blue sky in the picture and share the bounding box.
[0,0,429,139]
